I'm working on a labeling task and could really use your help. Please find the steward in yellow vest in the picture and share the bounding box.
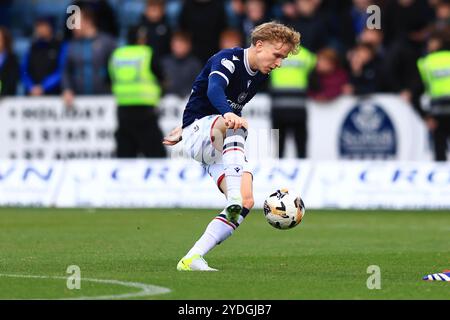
[270,46,316,94]
[110,45,161,106]
[416,31,450,161]
[108,27,166,158]
[269,46,316,158]
[417,50,450,114]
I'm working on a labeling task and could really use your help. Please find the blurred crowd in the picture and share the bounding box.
[0,0,448,98]
[0,0,449,159]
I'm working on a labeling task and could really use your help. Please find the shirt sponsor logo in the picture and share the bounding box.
[221,58,235,74]
[227,99,244,112]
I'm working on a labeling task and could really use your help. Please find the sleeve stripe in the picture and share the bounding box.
[209,71,229,86]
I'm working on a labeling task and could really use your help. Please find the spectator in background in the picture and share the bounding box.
[109,26,166,158]
[382,0,434,51]
[62,7,116,107]
[336,0,397,54]
[358,28,385,58]
[178,0,227,63]
[415,30,450,161]
[363,26,417,101]
[219,28,244,49]
[0,27,19,96]
[239,0,269,46]
[419,0,450,40]
[434,0,450,31]
[357,28,391,94]
[341,0,373,44]
[22,17,67,96]
[161,30,202,98]
[269,46,316,158]
[65,0,119,39]
[308,47,349,102]
[228,0,246,29]
[0,0,13,29]
[133,0,172,63]
[380,0,435,99]
[378,0,436,104]
[281,0,330,52]
[343,42,382,95]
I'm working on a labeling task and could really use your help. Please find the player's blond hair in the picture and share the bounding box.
[250,21,301,55]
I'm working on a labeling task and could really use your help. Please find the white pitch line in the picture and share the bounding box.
[0,273,171,300]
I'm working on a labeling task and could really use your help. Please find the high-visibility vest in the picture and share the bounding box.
[417,51,450,98]
[269,47,316,90]
[109,45,161,106]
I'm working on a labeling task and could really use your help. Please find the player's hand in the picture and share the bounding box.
[223,112,246,130]
[163,126,183,146]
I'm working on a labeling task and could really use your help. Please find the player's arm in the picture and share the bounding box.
[208,63,245,130]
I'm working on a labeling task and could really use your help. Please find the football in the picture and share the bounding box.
[263,189,306,229]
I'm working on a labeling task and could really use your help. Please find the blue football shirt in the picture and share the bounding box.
[181,47,268,128]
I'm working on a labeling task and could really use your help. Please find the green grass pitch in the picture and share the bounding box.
[0,208,449,300]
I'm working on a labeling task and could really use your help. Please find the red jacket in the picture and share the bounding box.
[308,68,349,101]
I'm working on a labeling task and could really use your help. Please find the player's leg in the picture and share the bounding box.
[216,170,255,230]
[177,172,254,271]
[210,117,248,223]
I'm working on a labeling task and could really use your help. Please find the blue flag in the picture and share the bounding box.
[422,271,450,281]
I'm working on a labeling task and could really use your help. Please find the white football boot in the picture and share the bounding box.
[176,254,218,271]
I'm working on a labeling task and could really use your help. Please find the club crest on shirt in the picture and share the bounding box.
[238,92,248,103]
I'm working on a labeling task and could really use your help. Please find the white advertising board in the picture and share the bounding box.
[305,161,450,209]
[307,95,431,160]
[0,94,434,161]
[0,96,117,159]
[0,160,64,206]
[1,159,449,209]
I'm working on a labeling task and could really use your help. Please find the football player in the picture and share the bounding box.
[163,22,301,271]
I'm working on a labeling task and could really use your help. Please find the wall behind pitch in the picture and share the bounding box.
[0,160,64,206]
[0,94,433,160]
[307,95,431,160]
[1,159,449,209]
[0,96,117,159]
[54,159,311,209]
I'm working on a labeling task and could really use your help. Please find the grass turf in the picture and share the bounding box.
[0,208,449,300]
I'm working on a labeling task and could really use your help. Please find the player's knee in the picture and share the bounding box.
[242,196,254,210]
[213,117,227,134]
[225,127,248,141]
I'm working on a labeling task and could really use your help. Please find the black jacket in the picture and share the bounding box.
[349,57,383,96]
[23,39,65,95]
[134,16,172,64]
[178,0,227,63]
[0,53,20,96]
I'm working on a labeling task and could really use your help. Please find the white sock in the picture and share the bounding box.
[185,209,246,257]
[222,128,247,198]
